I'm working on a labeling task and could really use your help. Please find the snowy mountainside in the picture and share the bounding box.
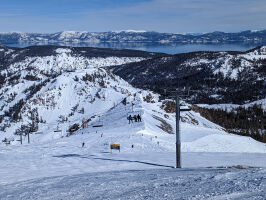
[0,45,266,196]
[0,45,161,71]
[0,79,266,186]
[0,51,144,140]
[110,46,266,104]
[0,45,265,154]
[109,46,266,143]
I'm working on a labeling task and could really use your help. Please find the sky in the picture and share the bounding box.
[1,0,266,33]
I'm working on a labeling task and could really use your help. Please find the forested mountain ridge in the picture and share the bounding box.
[0,45,162,71]
[110,46,266,104]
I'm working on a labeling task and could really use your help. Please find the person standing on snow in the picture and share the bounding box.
[133,115,137,122]
[137,114,141,122]
[128,115,132,124]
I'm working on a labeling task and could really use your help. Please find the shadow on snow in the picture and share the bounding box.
[53,154,174,168]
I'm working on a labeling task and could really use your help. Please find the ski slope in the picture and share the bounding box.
[1,93,266,186]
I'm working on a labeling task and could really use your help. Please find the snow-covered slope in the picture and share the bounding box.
[1,168,266,200]
[0,57,141,138]
[1,64,265,153]
[0,90,266,185]
[0,45,266,193]
[1,46,265,150]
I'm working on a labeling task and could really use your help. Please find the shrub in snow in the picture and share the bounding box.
[160,100,175,113]
[143,93,155,103]
[68,123,80,135]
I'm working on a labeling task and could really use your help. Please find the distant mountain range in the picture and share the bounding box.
[1,30,266,45]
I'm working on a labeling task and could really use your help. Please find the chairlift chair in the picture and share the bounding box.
[35,132,44,134]
[92,123,103,128]
[2,138,13,144]
[127,111,141,118]
[54,125,62,132]
[92,116,104,128]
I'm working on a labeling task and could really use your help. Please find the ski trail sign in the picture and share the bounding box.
[110,144,120,153]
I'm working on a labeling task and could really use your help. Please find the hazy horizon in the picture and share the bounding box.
[1,29,266,35]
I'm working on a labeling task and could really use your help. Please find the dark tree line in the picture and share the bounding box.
[4,99,24,122]
[193,104,266,143]
[24,79,50,99]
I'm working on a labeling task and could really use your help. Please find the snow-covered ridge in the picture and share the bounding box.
[4,55,144,74]
[0,46,151,75]
[179,46,266,80]
[113,30,147,33]
[0,46,150,141]
[55,48,72,54]
[110,45,266,106]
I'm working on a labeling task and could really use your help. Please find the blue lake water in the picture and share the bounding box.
[6,42,262,54]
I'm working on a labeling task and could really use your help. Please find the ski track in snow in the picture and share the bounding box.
[0,168,265,200]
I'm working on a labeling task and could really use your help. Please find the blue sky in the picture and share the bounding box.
[1,0,266,33]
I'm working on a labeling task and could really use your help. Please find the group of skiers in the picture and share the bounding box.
[127,114,141,124]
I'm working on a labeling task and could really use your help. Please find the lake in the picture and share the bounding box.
[6,42,262,54]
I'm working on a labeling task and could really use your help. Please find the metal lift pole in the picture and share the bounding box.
[20,132,22,145]
[176,92,181,168]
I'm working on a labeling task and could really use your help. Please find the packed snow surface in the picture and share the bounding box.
[1,97,266,185]
[0,168,265,200]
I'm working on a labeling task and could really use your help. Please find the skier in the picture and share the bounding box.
[128,115,132,124]
[137,114,141,122]
[82,142,85,148]
[132,144,134,148]
[133,115,137,122]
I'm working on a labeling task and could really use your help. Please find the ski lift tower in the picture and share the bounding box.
[160,88,191,168]
[160,68,204,168]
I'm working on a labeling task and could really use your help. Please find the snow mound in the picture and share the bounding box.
[55,48,72,54]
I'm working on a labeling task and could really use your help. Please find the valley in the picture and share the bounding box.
[0,45,265,199]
